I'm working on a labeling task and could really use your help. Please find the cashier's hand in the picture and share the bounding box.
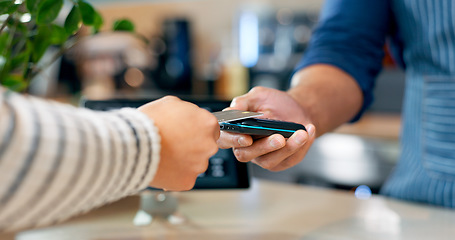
[217,87,316,172]
[138,96,219,191]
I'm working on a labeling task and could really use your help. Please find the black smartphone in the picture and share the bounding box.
[219,118,306,138]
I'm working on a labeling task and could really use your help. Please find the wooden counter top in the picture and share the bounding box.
[7,180,454,240]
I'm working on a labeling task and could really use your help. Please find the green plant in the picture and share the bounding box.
[0,0,135,91]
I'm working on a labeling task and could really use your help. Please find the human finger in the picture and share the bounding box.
[229,86,268,111]
[217,131,253,149]
[251,129,309,171]
[276,124,316,170]
[233,134,286,162]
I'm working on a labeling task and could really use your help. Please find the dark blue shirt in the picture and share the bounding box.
[296,0,455,208]
[295,0,403,121]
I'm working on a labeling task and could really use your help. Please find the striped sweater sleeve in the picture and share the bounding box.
[0,87,161,232]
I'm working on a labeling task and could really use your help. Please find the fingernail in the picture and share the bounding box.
[294,131,307,145]
[237,136,249,147]
[307,124,316,137]
[233,149,241,159]
[270,137,284,149]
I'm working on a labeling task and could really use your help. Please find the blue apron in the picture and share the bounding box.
[381,0,455,207]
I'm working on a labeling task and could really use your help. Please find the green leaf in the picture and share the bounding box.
[15,21,28,34]
[113,19,135,32]
[2,74,27,92]
[26,0,39,13]
[31,25,51,63]
[78,0,95,25]
[0,1,14,15]
[92,9,103,32]
[64,5,81,35]
[1,1,19,15]
[32,40,50,63]
[0,32,8,51]
[49,24,67,44]
[36,0,63,24]
[11,50,30,71]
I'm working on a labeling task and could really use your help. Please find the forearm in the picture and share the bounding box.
[0,88,161,231]
[288,64,363,136]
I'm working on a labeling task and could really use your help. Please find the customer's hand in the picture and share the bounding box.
[138,96,220,191]
[217,87,316,172]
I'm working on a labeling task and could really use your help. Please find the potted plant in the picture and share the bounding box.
[0,0,135,92]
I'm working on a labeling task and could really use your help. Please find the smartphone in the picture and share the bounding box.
[219,118,306,138]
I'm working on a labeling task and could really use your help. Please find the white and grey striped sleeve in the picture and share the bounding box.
[0,87,161,232]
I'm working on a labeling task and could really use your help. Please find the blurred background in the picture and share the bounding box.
[33,0,405,194]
